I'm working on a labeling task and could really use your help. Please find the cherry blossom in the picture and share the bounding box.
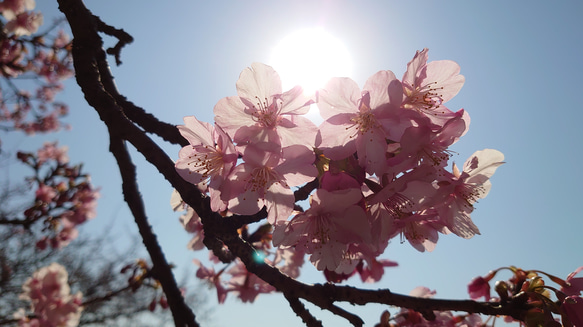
[384,111,468,175]
[222,143,317,224]
[5,11,43,36]
[18,142,99,249]
[467,275,492,301]
[193,259,228,304]
[175,56,510,317]
[172,189,206,251]
[0,1,73,140]
[433,149,505,238]
[317,70,403,175]
[561,266,583,296]
[35,183,56,203]
[214,62,317,150]
[274,188,370,273]
[0,0,35,20]
[15,263,83,327]
[227,261,275,303]
[357,258,398,283]
[401,48,466,125]
[175,116,237,212]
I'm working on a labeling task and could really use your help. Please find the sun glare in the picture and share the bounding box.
[270,28,352,95]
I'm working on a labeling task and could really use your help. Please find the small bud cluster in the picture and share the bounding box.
[17,142,99,249]
[467,266,583,326]
[0,0,73,144]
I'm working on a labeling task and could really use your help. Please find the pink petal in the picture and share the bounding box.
[363,70,401,110]
[317,77,361,120]
[424,60,465,103]
[179,116,214,147]
[214,95,255,134]
[280,85,313,115]
[402,48,429,87]
[236,62,282,100]
[265,182,295,224]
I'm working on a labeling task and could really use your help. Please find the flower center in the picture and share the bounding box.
[405,81,446,114]
[251,96,282,128]
[347,101,380,138]
[382,193,413,220]
[186,146,224,181]
[245,166,284,192]
[456,183,485,209]
[421,146,452,166]
[402,222,425,244]
[311,213,333,246]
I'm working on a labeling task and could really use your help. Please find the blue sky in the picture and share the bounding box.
[8,0,583,326]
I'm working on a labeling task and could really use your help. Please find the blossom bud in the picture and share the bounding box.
[495,280,510,302]
[159,296,169,309]
[148,298,157,312]
[468,276,491,300]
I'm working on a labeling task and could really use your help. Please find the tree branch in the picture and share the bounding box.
[284,293,323,327]
[56,1,199,326]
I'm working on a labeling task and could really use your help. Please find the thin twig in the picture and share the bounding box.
[284,292,323,327]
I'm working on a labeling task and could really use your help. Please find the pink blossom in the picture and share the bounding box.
[385,111,468,174]
[53,30,70,49]
[467,276,491,301]
[51,226,79,249]
[5,11,43,36]
[222,144,317,224]
[35,183,56,203]
[16,263,83,327]
[357,258,398,283]
[181,208,205,251]
[37,141,69,164]
[34,50,73,83]
[274,188,370,273]
[61,185,99,226]
[214,62,316,150]
[562,266,583,296]
[175,116,237,212]
[367,165,440,252]
[0,0,35,20]
[192,259,228,303]
[434,149,505,238]
[0,39,25,77]
[396,212,440,252]
[170,190,206,250]
[270,247,305,279]
[227,261,275,303]
[317,70,402,175]
[401,48,465,126]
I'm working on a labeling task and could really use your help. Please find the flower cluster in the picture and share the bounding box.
[172,191,290,303]
[175,49,504,296]
[17,142,99,249]
[14,263,83,327]
[0,0,43,36]
[467,266,583,326]
[0,0,73,142]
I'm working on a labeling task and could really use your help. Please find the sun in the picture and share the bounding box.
[270,28,352,95]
